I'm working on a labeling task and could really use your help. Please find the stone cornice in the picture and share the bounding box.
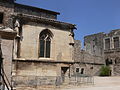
[0,28,16,40]
[12,14,76,30]
[14,3,60,15]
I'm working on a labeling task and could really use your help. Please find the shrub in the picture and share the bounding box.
[99,66,111,76]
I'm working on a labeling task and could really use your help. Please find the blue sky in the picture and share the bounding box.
[16,0,120,46]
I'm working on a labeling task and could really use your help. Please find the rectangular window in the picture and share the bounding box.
[113,37,119,48]
[40,40,45,57]
[46,41,51,58]
[105,38,110,50]
[0,13,3,24]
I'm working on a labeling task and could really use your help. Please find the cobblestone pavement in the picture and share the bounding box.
[60,76,120,90]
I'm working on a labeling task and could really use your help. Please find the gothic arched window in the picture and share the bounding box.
[39,29,53,58]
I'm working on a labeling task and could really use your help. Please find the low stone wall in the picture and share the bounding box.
[71,63,103,76]
[12,76,58,87]
[12,75,94,90]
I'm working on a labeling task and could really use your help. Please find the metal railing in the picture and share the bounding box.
[69,74,94,85]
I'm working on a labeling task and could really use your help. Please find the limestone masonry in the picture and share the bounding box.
[0,0,120,90]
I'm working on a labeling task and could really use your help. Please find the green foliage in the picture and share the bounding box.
[99,66,111,76]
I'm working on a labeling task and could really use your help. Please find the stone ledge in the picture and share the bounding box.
[13,58,74,64]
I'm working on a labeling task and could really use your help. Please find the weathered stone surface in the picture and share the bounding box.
[18,24,73,62]
[84,29,120,76]
[73,40,104,76]
[1,39,14,83]
[14,3,59,20]
[0,1,75,89]
[84,32,105,57]
[0,1,14,28]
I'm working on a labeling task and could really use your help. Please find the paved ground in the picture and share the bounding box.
[61,76,120,90]
[62,86,120,90]
[15,76,120,90]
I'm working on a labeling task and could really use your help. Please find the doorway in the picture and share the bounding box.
[61,67,69,83]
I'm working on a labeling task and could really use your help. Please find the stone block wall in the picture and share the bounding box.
[18,23,73,62]
[71,63,102,76]
[73,40,104,76]
[12,61,59,87]
[0,1,14,28]
[1,39,14,83]
[13,76,57,87]
[73,40,81,62]
[12,60,72,87]
[74,40,104,64]
[84,32,105,56]
[13,61,57,76]
[81,51,104,64]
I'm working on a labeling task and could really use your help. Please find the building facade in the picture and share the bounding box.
[2,0,120,89]
[0,0,76,89]
[84,29,120,76]
[73,40,104,76]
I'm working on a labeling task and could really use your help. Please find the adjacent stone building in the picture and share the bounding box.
[104,29,120,76]
[84,29,120,76]
[73,40,104,76]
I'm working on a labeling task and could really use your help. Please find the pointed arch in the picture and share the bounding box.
[39,29,53,58]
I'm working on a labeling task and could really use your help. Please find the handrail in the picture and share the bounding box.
[1,67,12,88]
[1,65,13,90]
[1,73,10,90]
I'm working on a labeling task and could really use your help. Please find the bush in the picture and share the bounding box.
[99,66,111,76]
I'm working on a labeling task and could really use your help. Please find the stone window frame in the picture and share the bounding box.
[112,36,120,49]
[39,29,53,58]
[104,37,111,50]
